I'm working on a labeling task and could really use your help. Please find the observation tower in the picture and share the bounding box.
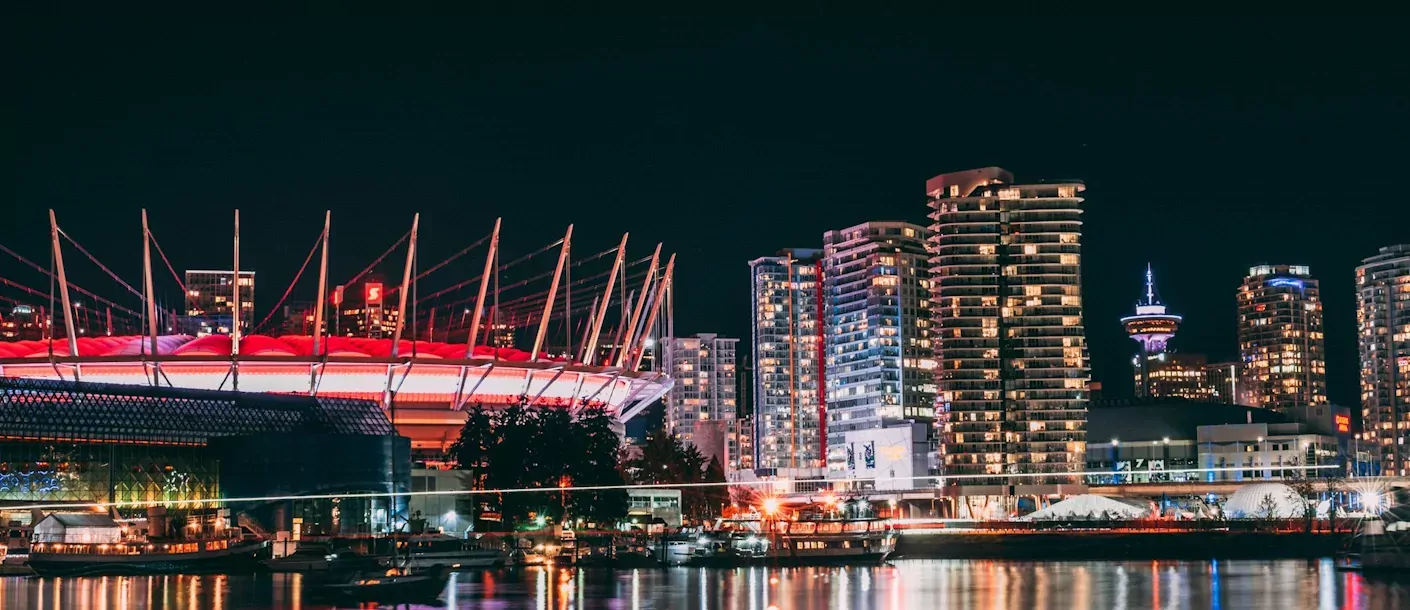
[1121,264,1182,397]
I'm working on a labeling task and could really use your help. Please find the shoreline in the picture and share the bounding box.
[895,530,1347,560]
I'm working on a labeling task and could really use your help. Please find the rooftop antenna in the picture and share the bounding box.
[1145,262,1156,306]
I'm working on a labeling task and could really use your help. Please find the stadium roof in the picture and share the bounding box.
[0,334,557,361]
[0,376,394,445]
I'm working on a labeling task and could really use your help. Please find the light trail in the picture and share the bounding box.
[1,465,1347,512]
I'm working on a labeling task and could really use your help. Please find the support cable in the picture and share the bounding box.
[251,230,325,334]
[0,244,141,317]
[57,229,144,300]
[147,229,191,309]
[343,229,411,288]
[386,231,492,298]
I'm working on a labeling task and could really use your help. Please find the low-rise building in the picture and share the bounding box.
[829,423,933,492]
[1084,399,1346,484]
[626,488,682,528]
[1198,422,1341,482]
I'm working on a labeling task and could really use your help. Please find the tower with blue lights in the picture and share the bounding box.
[1237,264,1326,411]
[1122,264,1182,397]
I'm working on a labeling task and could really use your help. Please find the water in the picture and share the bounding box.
[1,559,1407,609]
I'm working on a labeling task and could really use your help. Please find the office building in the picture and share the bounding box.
[1237,265,1327,411]
[278,300,319,336]
[1138,352,1216,401]
[926,167,1089,506]
[184,269,255,336]
[1,304,46,341]
[1204,361,1248,406]
[1356,244,1410,476]
[335,280,398,339]
[749,249,825,472]
[1122,265,1182,397]
[661,333,739,452]
[821,221,936,471]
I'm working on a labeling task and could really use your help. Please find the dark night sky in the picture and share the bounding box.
[3,19,1408,407]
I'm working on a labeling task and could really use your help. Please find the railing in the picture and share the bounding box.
[30,538,234,555]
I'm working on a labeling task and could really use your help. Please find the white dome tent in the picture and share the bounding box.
[1025,495,1152,520]
[1223,483,1305,519]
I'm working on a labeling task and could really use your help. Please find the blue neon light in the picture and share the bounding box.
[1267,278,1304,289]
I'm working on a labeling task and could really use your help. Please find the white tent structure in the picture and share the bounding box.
[1224,483,1305,519]
[32,513,121,544]
[1025,495,1152,520]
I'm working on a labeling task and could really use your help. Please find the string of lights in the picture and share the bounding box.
[2,465,1343,512]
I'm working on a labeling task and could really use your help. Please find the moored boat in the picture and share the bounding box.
[312,565,451,604]
[26,511,268,577]
[1347,490,1410,571]
[262,542,386,573]
[27,537,268,577]
[653,533,697,566]
[399,534,508,570]
[690,517,895,567]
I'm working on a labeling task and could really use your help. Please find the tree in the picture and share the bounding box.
[448,404,495,530]
[567,405,629,524]
[699,456,728,519]
[626,432,724,522]
[484,401,543,528]
[1257,493,1281,522]
[446,401,630,530]
[1286,470,1318,532]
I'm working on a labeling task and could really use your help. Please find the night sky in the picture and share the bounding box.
[4,19,1408,408]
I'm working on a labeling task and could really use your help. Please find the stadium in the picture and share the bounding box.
[0,211,677,454]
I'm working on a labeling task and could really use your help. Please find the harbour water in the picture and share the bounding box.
[1,559,1407,609]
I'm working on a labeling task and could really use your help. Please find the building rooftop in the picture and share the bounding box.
[1088,399,1297,443]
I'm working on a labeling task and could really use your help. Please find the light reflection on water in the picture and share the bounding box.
[1,559,1407,609]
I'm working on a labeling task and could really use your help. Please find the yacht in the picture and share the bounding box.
[652,533,698,566]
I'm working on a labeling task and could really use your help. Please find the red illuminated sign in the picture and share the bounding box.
[1335,414,1350,434]
[333,285,345,306]
[364,283,383,304]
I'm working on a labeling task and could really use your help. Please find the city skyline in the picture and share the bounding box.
[4,21,1408,409]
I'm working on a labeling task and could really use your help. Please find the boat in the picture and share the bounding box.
[27,536,268,577]
[399,534,508,570]
[262,542,386,573]
[1351,519,1410,571]
[552,529,579,565]
[653,533,698,566]
[689,516,895,566]
[506,538,547,566]
[314,565,451,604]
[1344,490,1410,571]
